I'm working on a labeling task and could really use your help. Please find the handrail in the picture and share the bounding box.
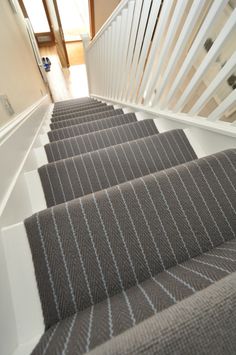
[83,0,236,124]
[87,0,129,49]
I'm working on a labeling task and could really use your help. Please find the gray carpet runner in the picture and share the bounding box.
[39,130,197,207]
[25,149,236,355]
[48,112,136,142]
[45,119,158,162]
[51,104,115,122]
[52,102,109,117]
[23,98,236,355]
[54,97,96,109]
[50,109,124,130]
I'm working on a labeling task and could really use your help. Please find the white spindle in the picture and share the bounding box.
[144,0,189,105]
[116,1,135,100]
[208,89,236,121]
[129,0,162,103]
[121,0,143,100]
[105,26,111,97]
[111,15,122,99]
[114,8,129,99]
[108,22,116,98]
[152,0,207,106]
[83,0,236,126]
[161,0,228,109]
[125,0,152,101]
[136,0,174,103]
[190,52,236,115]
[174,8,236,112]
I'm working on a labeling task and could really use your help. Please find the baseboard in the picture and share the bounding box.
[0,95,51,355]
[0,95,51,226]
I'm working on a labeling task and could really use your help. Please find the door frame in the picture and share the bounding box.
[88,0,95,38]
[18,0,55,46]
[51,0,70,67]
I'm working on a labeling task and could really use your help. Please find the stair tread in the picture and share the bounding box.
[45,119,157,162]
[39,129,196,207]
[48,112,137,142]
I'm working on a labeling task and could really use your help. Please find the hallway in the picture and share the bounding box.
[40,44,88,102]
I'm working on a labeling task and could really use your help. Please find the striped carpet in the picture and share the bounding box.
[24,98,236,355]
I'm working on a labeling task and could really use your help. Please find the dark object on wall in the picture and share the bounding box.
[204,38,214,52]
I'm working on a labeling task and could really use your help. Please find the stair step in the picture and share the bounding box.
[39,129,196,207]
[24,149,236,355]
[48,112,137,142]
[50,108,124,130]
[51,105,116,122]
[52,102,108,117]
[3,96,236,355]
[45,119,158,162]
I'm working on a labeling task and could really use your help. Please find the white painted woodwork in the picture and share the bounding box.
[24,170,47,213]
[152,0,207,105]
[1,223,43,354]
[116,1,135,101]
[136,0,174,103]
[161,0,228,108]
[174,8,236,112]
[84,0,235,123]
[129,0,162,103]
[125,0,152,100]
[208,89,236,121]
[190,52,236,115]
[144,0,189,105]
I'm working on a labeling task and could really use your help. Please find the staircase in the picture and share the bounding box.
[3,98,236,355]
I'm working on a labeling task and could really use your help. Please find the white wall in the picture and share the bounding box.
[94,0,121,33]
[0,0,48,127]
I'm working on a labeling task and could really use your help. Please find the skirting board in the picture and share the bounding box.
[1,222,44,355]
[24,170,47,213]
[0,95,51,227]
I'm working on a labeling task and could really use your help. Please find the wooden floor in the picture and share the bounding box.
[40,44,88,102]
[66,42,85,66]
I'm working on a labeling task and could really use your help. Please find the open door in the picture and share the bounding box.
[44,0,70,68]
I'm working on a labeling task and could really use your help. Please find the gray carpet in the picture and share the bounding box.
[45,119,157,162]
[39,130,197,206]
[52,102,109,117]
[48,112,136,142]
[23,98,236,355]
[51,105,115,122]
[25,149,236,354]
[50,109,124,130]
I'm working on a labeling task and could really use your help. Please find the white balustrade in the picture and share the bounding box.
[83,0,236,124]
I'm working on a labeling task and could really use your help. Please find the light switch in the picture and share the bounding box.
[0,94,15,116]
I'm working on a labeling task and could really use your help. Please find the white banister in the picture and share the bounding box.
[208,89,236,121]
[114,9,128,100]
[83,0,236,127]
[121,0,143,100]
[124,0,153,100]
[116,1,135,101]
[161,0,228,108]
[129,0,162,103]
[136,0,174,103]
[190,52,236,115]
[144,0,190,105]
[174,7,236,112]
[152,0,207,106]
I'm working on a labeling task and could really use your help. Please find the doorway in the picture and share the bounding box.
[18,0,91,101]
[20,0,94,68]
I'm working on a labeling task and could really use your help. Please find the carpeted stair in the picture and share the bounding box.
[23,98,236,355]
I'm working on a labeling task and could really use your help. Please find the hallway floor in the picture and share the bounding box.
[40,44,88,102]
